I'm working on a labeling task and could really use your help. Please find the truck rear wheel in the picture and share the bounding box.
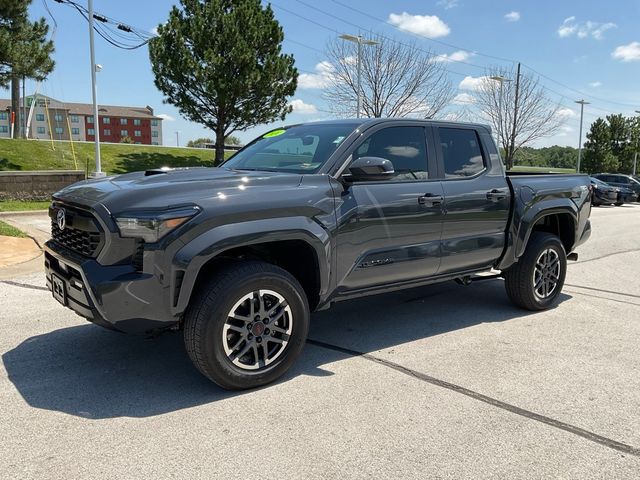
[183,261,310,390]
[504,232,567,311]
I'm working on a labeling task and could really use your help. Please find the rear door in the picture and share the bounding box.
[434,126,511,273]
[334,124,444,291]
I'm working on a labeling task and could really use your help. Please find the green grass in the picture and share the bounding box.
[0,220,27,238]
[509,165,576,173]
[0,138,232,175]
[0,200,51,212]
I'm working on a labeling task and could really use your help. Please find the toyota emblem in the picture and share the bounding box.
[57,208,66,231]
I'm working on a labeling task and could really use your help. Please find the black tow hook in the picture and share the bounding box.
[567,252,579,261]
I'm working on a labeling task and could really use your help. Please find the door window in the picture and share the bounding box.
[439,128,485,178]
[352,126,428,181]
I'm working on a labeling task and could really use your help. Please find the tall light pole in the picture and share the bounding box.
[339,34,379,118]
[633,110,640,176]
[87,0,104,177]
[490,76,511,152]
[175,131,180,147]
[575,99,590,173]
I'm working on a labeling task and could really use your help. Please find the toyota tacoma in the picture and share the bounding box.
[45,119,592,390]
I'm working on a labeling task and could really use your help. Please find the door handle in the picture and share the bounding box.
[418,193,444,206]
[486,189,508,201]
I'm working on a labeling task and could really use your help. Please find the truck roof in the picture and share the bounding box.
[285,117,492,133]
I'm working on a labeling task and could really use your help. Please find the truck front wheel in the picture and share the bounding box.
[183,261,310,390]
[504,232,567,311]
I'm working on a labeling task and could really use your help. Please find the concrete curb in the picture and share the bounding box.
[0,210,49,217]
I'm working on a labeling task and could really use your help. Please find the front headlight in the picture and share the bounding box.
[115,206,200,242]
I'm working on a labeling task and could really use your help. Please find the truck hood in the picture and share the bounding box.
[53,167,304,213]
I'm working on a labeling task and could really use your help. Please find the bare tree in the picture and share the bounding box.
[323,34,453,119]
[474,64,565,169]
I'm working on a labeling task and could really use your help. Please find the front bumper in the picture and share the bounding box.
[44,240,180,334]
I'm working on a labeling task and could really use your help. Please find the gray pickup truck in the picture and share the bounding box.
[45,119,592,389]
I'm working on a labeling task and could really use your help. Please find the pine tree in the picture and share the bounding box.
[149,0,298,164]
[582,118,618,174]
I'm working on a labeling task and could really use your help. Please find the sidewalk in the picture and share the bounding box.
[0,211,49,278]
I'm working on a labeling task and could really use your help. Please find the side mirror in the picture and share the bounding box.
[344,156,394,182]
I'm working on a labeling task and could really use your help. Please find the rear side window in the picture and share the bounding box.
[439,128,485,178]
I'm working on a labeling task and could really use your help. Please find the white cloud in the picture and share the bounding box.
[557,17,616,40]
[504,11,520,22]
[458,76,490,91]
[289,99,318,115]
[557,108,577,120]
[437,0,459,9]
[588,81,602,88]
[156,113,175,121]
[388,12,450,38]
[612,42,640,62]
[298,61,334,89]
[452,93,475,105]
[435,50,473,63]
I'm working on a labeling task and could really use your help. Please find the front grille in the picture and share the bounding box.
[50,206,104,258]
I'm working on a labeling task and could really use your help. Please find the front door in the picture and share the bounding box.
[334,125,445,292]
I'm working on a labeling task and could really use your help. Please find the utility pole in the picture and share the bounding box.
[633,110,640,176]
[22,76,26,138]
[175,131,180,147]
[88,0,104,177]
[339,34,379,118]
[506,62,521,170]
[575,99,590,173]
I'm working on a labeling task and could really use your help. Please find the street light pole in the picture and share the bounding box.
[88,0,104,177]
[490,76,511,152]
[339,34,379,118]
[175,131,180,147]
[633,110,640,176]
[575,99,590,173]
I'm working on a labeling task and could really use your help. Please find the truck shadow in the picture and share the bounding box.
[2,279,571,419]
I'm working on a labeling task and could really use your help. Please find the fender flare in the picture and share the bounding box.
[172,216,331,314]
[515,202,578,259]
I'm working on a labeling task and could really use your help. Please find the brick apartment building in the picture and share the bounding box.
[0,94,163,145]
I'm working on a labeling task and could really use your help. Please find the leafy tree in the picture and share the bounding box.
[0,0,55,138]
[149,0,297,164]
[225,134,241,145]
[187,137,213,148]
[120,136,133,144]
[582,118,618,174]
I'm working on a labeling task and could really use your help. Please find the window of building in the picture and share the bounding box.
[70,115,79,123]
[87,128,95,135]
[87,116,94,124]
[134,130,142,137]
[135,141,142,144]
[36,113,45,121]
[152,130,159,137]
[351,126,428,181]
[151,119,158,127]
[133,119,141,126]
[104,129,111,136]
[152,141,158,145]
[120,129,128,136]
[54,127,64,135]
[439,128,485,178]
[103,117,111,124]
[0,112,7,120]
[37,126,46,134]
[54,114,63,122]
[0,125,9,133]
[71,128,80,135]
[120,118,128,125]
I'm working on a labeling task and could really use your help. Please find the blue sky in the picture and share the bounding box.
[18,0,640,147]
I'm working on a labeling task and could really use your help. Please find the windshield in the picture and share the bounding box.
[590,177,611,188]
[222,123,359,174]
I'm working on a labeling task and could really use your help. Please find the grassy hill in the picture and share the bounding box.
[0,138,225,175]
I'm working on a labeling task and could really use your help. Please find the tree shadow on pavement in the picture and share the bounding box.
[2,279,571,419]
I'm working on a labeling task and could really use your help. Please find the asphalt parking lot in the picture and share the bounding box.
[1,204,639,479]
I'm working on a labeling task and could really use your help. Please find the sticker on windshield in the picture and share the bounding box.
[263,129,286,138]
[333,136,345,144]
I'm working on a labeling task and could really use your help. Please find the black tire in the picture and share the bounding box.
[184,260,310,390]
[504,232,567,311]
[614,202,623,206]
